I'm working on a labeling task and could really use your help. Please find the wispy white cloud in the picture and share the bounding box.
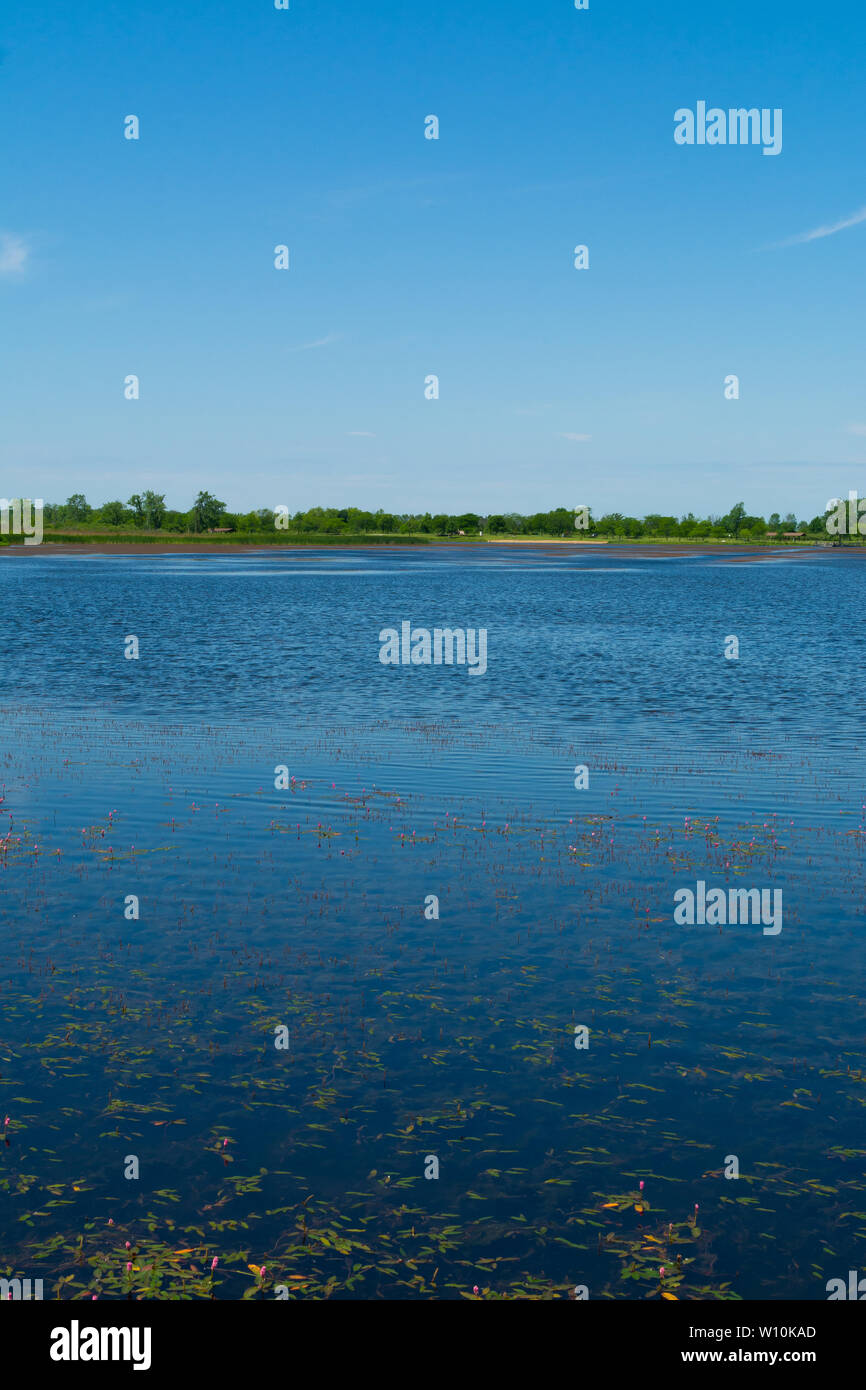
[557,432,591,442]
[847,423,866,436]
[290,333,342,351]
[770,206,866,248]
[0,233,30,275]
[347,431,376,437]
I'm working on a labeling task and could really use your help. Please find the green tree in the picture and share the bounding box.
[66,493,90,521]
[192,491,227,532]
[142,490,167,529]
[99,500,129,526]
[722,502,747,534]
[643,514,679,536]
[546,507,575,535]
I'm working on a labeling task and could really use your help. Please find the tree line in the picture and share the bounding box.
[39,495,835,538]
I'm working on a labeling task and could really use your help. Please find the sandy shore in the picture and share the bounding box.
[0,543,358,557]
[0,539,839,560]
[486,537,609,544]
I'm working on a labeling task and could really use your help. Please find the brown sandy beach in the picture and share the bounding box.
[0,543,340,557]
[0,539,840,560]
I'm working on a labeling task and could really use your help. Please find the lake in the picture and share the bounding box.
[0,545,863,1300]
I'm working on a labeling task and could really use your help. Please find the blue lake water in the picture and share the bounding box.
[0,545,864,1300]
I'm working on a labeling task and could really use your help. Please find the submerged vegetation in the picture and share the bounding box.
[2,706,865,1300]
[2,553,865,1300]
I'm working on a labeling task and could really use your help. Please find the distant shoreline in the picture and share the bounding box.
[0,538,846,559]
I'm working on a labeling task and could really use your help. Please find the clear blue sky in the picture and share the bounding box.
[1,0,864,519]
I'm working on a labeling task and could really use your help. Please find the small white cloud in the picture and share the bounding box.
[771,206,866,248]
[0,234,29,275]
[291,333,342,351]
[557,432,591,441]
[848,423,866,436]
[347,431,376,437]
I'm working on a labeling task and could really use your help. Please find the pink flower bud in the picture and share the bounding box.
[211,1257,218,1272]
[659,1266,665,1278]
[473,1285,479,1295]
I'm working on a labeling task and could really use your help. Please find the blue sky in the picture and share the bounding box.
[1,0,864,519]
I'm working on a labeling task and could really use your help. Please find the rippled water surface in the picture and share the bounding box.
[1,546,863,1299]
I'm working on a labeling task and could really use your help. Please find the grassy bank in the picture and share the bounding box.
[0,528,850,549]
[17,530,431,547]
